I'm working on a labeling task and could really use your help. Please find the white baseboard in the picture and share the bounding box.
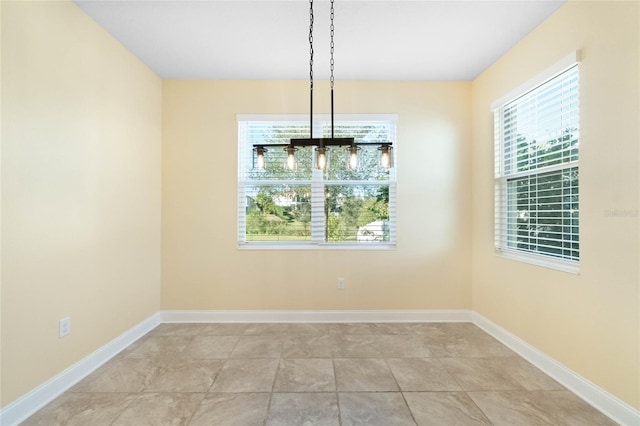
[0,313,161,426]
[161,309,473,323]
[472,312,640,426]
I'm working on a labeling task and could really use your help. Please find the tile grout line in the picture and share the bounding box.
[445,357,499,424]
[331,356,343,426]
[106,392,144,426]
[384,357,419,425]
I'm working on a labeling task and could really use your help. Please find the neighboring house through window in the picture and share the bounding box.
[493,54,580,272]
[238,114,397,248]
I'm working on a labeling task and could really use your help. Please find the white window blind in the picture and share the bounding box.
[494,64,579,271]
[238,115,397,248]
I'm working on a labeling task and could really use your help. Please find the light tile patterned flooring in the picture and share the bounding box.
[22,322,615,425]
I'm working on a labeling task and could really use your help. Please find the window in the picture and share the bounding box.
[494,61,579,272]
[238,114,397,248]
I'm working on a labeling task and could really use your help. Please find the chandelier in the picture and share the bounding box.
[253,0,393,171]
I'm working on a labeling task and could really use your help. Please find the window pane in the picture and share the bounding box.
[245,184,312,241]
[506,167,579,260]
[502,66,579,175]
[507,129,579,174]
[325,184,390,242]
[248,146,314,181]
[245,123,313,180]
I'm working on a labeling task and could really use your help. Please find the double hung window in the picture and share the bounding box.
[494,61,579,272]
[238,114,397,248]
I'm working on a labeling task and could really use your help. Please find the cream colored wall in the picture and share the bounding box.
[1,1,162,407]
[162,81,471,310]
[471,1,639,410]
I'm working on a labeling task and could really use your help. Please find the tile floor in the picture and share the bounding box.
[22,322,616,426]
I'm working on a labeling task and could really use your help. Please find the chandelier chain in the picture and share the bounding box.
[309,0,314,92]
[253,0,393,171]
[330,0,335,90]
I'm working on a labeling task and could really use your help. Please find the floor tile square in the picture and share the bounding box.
[125,336,193,359]
[375,335,432,357]
[273,358,335,392]
[110,393,204,426]
[71,358,163,393]
[231,335,283,358]
[210,359,279,392]
[189,393,270,426]
[145,359,223,392]
[179,335,239,359]
[113,335,154,359]
[267,393,339,426]
[440,357,525,391]
[339,392,416,426]
[468,390,559,425]
[334,358,399,391]
[387,358,461,391]
[500,356,565,390]
[331,335,381,357]
[529,390,616,426]
[403,391,491,425]
[21,392,137,426]
[282,335,332,358]
[201,323,248,335]
[423,334,515,358]
[472,389,618,426]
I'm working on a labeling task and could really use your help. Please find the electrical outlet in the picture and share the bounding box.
[59,317,71,338]
[337,277,345,289]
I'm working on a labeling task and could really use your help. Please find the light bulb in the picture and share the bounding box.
[348,145,359,170]
[349,153,358,169]
[287,153,296,170]
[379,145,393,168]
[315,146,329,170]
[318,152,327,169]
[380,152,390,168]
[254,146,266,170]
[285,146,297,170]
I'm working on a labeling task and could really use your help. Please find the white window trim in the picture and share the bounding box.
[490,51,581,110]
[237,114,398,250]
[495,247,580,274]
[492,53,580,273]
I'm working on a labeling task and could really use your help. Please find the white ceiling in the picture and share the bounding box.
[75,0,565,81]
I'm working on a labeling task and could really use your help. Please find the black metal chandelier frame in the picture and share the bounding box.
[253,0,393,170]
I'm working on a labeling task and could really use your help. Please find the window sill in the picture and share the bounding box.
[495,248,579,274]
[238,242,396,251]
